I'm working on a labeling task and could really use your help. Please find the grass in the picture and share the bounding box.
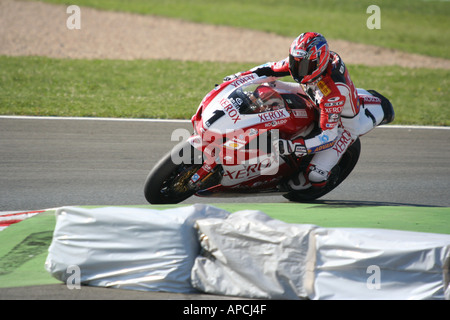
[2,1,446,126]
[0,56,253,119]
[1,56,448,125]
[350,65,449,126]
[35,0,450,59]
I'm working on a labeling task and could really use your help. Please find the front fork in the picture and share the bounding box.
[188,161,221,190]
[186,135,222,191]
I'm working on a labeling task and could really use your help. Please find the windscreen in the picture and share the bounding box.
[228,83,286,115]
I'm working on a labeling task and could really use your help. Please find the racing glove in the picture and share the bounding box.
[278,138,308,157]
[223,72,242,82]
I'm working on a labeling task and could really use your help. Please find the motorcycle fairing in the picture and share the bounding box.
[187,75,316,194]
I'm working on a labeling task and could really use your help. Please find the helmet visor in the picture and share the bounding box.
[289,54,317,82]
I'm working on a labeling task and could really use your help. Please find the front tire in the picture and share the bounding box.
[144,141,203,204]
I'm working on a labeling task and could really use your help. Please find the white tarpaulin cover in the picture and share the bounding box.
[310,227,450,300]
[45,205,450,299]
[191,210,450,300]
[45,205,229,293]
[191,210,317,299]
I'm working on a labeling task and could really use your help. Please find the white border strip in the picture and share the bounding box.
[0,115,448,129]
[377,124,450,130]
[0,115,190,123]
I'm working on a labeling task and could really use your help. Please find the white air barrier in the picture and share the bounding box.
[45,205,229,293]
[45,205,450,299]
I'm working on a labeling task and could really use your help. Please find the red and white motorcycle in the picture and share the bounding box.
[144,74,394,204]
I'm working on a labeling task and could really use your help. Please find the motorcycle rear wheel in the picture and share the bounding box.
[144,141,203,204]
[284,138,361,202]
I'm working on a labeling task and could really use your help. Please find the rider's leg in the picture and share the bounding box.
[287,127,357,190]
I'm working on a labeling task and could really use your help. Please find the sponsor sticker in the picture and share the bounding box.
[224,139,245,150]
[258,109,289,123]
[230,74,256,88]
[324,105,343,114]
[309,141,335,153]
[191,173,200,182]
[317,80,331,96]
[328,113,339,123]
[333,130,353,156]
[362,95,382,104]
[220,98,241,124]
[292,109,308,118]
[265,119,288,127]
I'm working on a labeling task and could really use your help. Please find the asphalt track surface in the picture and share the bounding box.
[1,116,449,211]
[1,116,449,300]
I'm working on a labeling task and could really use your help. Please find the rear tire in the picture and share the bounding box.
[284,138,361,202]
[144,141,203,204]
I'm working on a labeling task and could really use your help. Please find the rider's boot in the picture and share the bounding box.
[286,171,311,191]
[368,90,395,125]
[284,162,332,192]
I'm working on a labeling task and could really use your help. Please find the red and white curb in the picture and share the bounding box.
[0,210,46,231]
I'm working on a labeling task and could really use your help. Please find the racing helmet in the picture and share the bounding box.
[289,32,330,84]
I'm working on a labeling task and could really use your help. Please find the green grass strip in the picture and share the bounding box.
[0,211,60,288]
[1,56,448,125]
[219,203,450,234]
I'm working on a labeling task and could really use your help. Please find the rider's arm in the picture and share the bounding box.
[282,102,341,157]
[303,127,338,154]
[303,81,346,154]
[247,58,291,77]
[224,58,291,81]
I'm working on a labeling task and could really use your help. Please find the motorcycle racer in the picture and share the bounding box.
[224,32,390,190]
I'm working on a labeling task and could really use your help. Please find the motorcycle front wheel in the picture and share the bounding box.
[144,141,203,204]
